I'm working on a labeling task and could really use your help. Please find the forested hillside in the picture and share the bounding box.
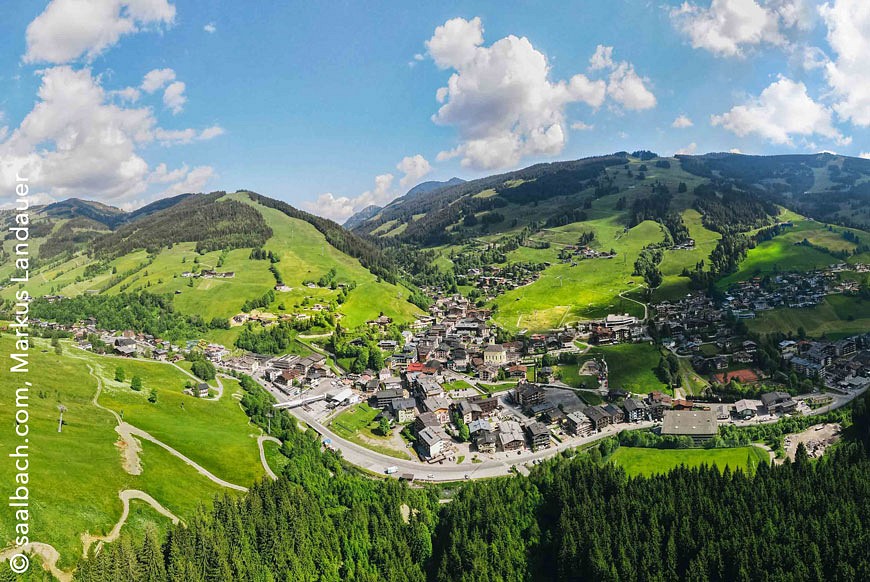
[71,380,870,582]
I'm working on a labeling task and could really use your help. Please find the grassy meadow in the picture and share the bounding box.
[0,337,251,570]
[586,343,668,394]
[609,446,769,478]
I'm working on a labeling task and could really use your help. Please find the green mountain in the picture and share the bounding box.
[351,151,870,332]
[1,191,422,345]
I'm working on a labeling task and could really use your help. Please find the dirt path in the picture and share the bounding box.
[81,490,181,558]
[258,435,282,481]
[0,543,70,582]
[618,286,648,321]
[169,362,226,400]
[125,424,248,491]
[87,365,144,475]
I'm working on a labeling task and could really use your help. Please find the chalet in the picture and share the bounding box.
[790,356,822,377]
[449,348,469,371]
[306,364,331,380]
[366,314,393,330]
[114,338,137,357]
[391,398,418,423]
[525,422,551,451]
[498,420,525,451]
[274,369,301,387]
[623,398,648,422]
[541,407,566,425]
[196,383,210,398]
[422,397,451,424]
[451,400,477,424]
[467,419,492,437]
[294,353,327,374]
[434,343,451,361]
[515,383,546,408]
[373,388,405,409]
[475,430,498,454]
[760,391,797,414]
[414,376,444,399]
[417,427,447,459]
[478,365,499,382]
[529,401,556,418]
[507,364,528,379]
[470,395,498,416]
[733,399,758,419]
[603,403,625,424]
[583,406,611,431]
[661,410,718,444]
[566,411,594,436]
[414,412,441,433]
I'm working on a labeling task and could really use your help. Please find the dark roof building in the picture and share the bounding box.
[661,410,718,444]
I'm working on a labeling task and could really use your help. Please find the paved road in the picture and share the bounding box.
[281,393,653,481]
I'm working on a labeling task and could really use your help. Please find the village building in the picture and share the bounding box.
[525,422,551,451]
[661,410,718,445]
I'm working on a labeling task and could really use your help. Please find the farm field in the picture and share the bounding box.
[586,343,669,394]
[748,294,870,339]
[0,337,243,570]
[609,446,769,477]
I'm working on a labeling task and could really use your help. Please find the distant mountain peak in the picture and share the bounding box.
[404,177,466,199]
[343,204,382,228]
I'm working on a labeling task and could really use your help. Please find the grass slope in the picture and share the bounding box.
[748,294,870,339]
[0,338,239,570]
[609,446,768,477]
[586,343,668,394]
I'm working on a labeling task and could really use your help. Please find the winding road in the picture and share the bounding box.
[285,401,654,481]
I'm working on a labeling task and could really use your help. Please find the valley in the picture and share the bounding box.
[3,151,870,580]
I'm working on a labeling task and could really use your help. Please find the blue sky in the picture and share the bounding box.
[1,0,868,221]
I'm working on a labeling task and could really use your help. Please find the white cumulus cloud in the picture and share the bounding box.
[425,18,652,170]
[669,0,814,58]
[162,81,186,114]
[819,0,870,127]
[204,22,216,34]
[397,154,432,189]
[672,114,694,128]
[711,76,848,145]
[141,68,176,93]
[0,67,218,205]
[24,0,176,64]
[570,121,594,131]
[306,155,438,222]
[676,142,698,155]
